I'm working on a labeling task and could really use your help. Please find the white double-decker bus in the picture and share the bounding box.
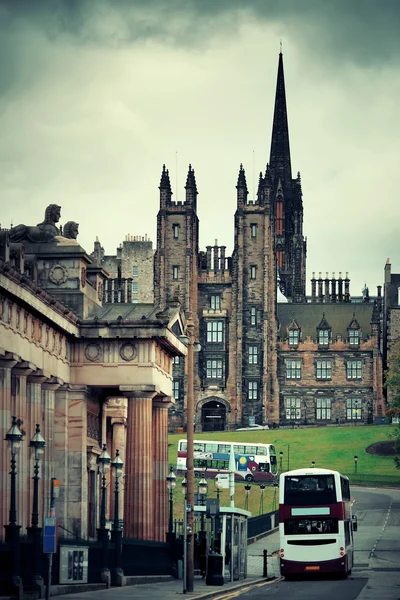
[279,468,357,577]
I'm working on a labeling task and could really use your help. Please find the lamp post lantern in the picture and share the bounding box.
[166,466,177,535]
[4,415,24,595]
[354,455,358,475]
[28,424,46,594]
[279,451,283,472]
[111,449,124,585]
[214,471,221,500]
[198,473,208,532]
[311,460,315,468]
[354,400,359,425]
[97,444,111,586]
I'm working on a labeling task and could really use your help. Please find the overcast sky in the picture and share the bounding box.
[1,0,399,297]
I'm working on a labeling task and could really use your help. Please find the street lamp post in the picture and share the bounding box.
[311,461,315,468]
[244,484,251,512]
[214,471,221,500]
[181,474,187,594]
[279,451,283,472]
[354,455,358,475]
[166,466,177,538]
[28,424,46,594]
[259,484,266,515]
[97,444,111,586]
[198,473,208,533]
[111,449,124,585]
[4,416,24,596]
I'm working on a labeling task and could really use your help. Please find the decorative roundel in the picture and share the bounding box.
[239,456,247,466]
[84,343,102,362]
[49,264,68,285]
[251,466,256,471]
[120,343,137,362]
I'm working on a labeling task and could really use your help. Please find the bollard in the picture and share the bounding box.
[263,549,268,577]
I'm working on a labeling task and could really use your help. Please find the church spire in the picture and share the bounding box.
[269,52,292,186]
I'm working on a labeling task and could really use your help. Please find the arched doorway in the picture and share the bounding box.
[201,400,226,432]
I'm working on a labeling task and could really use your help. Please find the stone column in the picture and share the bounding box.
[120,385,156,540]
[152,399,171,542]
[41,378,63,518]
[0,353,18,540]
[27,372,47,526]
[54,385,89,538]
[111,417,127,524]
[12,362,35,531]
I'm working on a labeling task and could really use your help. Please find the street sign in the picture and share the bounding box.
[43,516,57,554]
[206,498,220,518]
[216,473,229,489]
[52,479,60,498]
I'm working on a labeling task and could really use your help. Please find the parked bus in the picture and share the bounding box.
[177,439,278,482]
[279,467,357,578]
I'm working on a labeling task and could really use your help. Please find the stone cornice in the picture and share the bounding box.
[0,260,80,334]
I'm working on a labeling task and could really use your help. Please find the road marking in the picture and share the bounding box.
[212,578,283,599]
[369,498,392,557]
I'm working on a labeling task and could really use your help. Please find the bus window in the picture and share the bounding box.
[257,446,267,456]
[236,445,245,454]
[284,518,338,535]
[205,443,218,452]
[270,445,276,454]
[218,444,231,453]
[284,475,336,505]
[194,443,205,452]
[180,441,187,451]
[340,477,350,501]
[245,445,257,454]
[259,463,270,473]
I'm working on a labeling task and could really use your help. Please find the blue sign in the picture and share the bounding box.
[43,517,56,554]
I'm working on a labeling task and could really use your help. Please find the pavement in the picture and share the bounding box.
[48,529,281,600]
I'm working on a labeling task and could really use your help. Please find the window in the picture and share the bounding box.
[288,329,299,347]
[173,224,180,239]
[251,224,257,238]
[248,346,258,364]
[347,398,361,420]
[173,380,180,400]
[318,330,329,346]
[316,360,332,380]
[250,265,257,280]
[173,356,180,365]
[206,359,223,379]
[132,266,139,277]
[207,321,223,343]
[285,397,301,419]
[286,360,301,379]
[276,245,283,268]
[132,281,139,293]
[173,266,179,280]
[250,307,257,326]
[248,381,258,400]
[349,330,359,346]
[347,360,362,380]
[316,398,331,420]
[276,200,283,235]
[210,295,221,310]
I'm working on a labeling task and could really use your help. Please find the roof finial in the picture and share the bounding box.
[280,39,283,55]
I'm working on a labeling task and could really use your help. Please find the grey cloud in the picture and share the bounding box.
[1,0,400,66]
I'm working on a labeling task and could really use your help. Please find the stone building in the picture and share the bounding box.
[383,258,400,403]
[153,52,384,431]
[91,234,154,304]
[0,207,186,547]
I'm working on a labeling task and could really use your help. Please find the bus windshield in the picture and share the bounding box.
[284,474,336,506]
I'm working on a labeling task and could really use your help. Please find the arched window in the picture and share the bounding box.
[276,200,283,235]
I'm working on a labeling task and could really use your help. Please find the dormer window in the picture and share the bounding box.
[347,313,361,348]
[318,330,329,346]
[317,313,331,348]
[287,319,301,348]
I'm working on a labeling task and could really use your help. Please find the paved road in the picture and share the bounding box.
[217,486,400,600]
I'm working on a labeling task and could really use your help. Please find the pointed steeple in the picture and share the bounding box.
[159,164,172,191]
[269,52,292,186]
[185,164,197,192]
[185,164,198,208]
[236,163,247,189]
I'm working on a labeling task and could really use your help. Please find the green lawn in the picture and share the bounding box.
[167,424,400,519]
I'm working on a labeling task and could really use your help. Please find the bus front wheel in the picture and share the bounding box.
[245,474,254,482]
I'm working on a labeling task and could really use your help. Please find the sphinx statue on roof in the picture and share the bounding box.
[9,204,62,243]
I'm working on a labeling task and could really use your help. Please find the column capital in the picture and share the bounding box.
[42,377,64,391]
[111,417,127,427]
[153,396,173,410]
[119,384,159,400]
[12,361,36,377]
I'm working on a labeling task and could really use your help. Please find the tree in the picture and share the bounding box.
[385,341,400,469]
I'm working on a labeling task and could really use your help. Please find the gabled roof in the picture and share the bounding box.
[347,312,361,330]
[317,313,331,330]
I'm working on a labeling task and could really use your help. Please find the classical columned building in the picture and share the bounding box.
[0,209,186,543]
